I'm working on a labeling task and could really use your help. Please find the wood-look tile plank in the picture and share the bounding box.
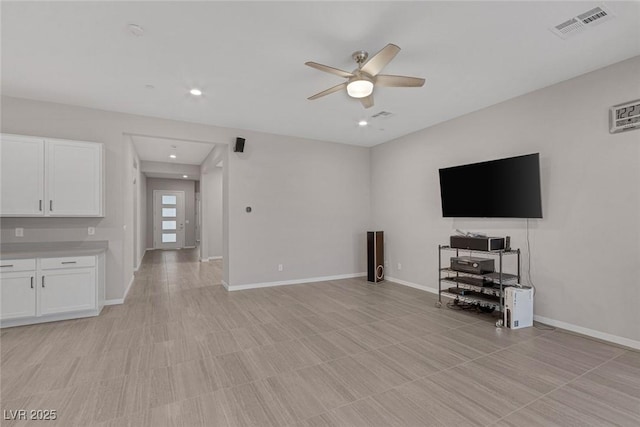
[395,379,481,426]
[299,334,351,362]
[299,412,342,427]
[295,364,357,410]
[324,356,394,400]
[222,381,296,427]
[331,397,401,427]
[351,349,416,386]
[213,351,260,388]
[259,371,327,421]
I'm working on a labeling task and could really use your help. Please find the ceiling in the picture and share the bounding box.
[2,2,639,147]
[131,135,215,165]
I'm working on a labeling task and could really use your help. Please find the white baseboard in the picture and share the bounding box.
[200,256,222,262]
[1,309,100,328]
[386,276,439,295]
[221,280,229,290]
[534,315,640,351]
[226,272,366,292]
[105,274,135,306]
[387,277,639,350]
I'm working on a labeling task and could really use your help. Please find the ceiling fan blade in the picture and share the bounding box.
[360,43,401,76]
[308,82,347,100]
[375,74,426,87]
[305,62,354,78]
[360,94,374,109]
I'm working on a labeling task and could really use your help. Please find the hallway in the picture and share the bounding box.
[130,249,223,298]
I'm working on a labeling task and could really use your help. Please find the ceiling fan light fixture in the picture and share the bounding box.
[347,79,373,99]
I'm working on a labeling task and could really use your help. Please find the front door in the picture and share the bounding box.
[154,190,185,249]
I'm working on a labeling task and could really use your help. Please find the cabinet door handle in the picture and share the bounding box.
[39,200,43,211]
[61,261,76,264]
[42,275,45,288]
[50,200,53,211]
[31,276,34,289]
[0,264,14,268]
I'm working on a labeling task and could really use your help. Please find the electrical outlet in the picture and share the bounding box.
[15,228,24,237]
[397,263,402,270]
[278,264,283,272]
[88,227,95,236]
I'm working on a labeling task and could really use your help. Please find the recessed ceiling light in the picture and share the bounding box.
[169,154,177,159]
[183,175,188,178]
[358,120,368,127]
[190,88,202,96]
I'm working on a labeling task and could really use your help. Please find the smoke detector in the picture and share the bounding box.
[550,6,615,39]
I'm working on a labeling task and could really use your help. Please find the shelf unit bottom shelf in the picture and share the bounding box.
[440,291,502,310]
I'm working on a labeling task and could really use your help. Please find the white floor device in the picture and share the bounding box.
[504,287,533,329]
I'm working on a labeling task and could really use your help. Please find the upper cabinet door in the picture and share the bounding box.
[47,139,103,216]
[0,134,45,216]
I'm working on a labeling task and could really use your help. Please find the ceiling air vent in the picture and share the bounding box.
[550,6,614,39]
[371,111,394,119]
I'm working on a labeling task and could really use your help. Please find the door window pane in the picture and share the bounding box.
[162,195,177,205]
[162,208,177,217]
[162,220,176,230]
[162,233,177,243]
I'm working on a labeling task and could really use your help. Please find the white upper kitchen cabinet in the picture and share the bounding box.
[0,134,45,216]
[47,139,103,216]
[0,134,103,217]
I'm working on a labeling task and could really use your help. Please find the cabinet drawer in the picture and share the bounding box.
[40,256,95,270]
[0,259,36,272]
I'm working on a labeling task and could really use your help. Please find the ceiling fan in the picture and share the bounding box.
[305,43,425,109]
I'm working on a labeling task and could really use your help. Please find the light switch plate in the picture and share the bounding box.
[88,227,96,235]
[15,228,24,237]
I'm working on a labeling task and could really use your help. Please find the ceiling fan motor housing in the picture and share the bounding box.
[347,72,374,98]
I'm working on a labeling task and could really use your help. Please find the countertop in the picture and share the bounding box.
[0,241,108,259]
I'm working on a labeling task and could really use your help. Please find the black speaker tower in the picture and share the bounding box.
[367,231,384,283]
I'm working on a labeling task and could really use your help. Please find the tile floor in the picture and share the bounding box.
[1,249,638,426]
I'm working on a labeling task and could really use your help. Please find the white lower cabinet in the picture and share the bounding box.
[0,272,37,320]
[0,254,104,327]
[38,268,96,316]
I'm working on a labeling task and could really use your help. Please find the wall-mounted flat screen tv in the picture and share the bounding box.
[439,153,543,218]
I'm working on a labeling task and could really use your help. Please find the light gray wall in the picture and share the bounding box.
[145,178,196,248]
[226,130,370,286]
[202,166,223,259]
[137,159,147,267]
[371,56,640,343]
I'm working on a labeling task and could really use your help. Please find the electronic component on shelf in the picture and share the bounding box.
[447,287,474,296]
[504,287,533,329]
[484,272,519,288]
[450,235,505,251]
[446,275,493,287]
[450,256,495,274]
